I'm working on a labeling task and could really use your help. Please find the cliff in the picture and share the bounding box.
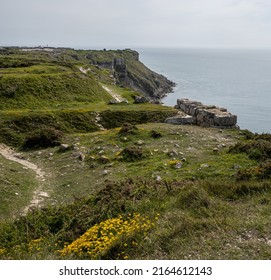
[0,47,175,104]
[84,48,175,100]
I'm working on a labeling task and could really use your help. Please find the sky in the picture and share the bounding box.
[1,0,271,49]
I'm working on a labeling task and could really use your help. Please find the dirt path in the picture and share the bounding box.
[78,66,89,74]
[78,66,125,103]
[101,85,126,102]
[0,144,49,214]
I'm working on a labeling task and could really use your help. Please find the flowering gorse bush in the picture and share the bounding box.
[0,248,6,256]
[59,213,158,259]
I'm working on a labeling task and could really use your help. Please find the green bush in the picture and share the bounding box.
[118,123,138,135]
[229,139,271,161]
[23,126,63,149]
[236,160,271,181]
[119,146,145,162]
[150,130,162,138]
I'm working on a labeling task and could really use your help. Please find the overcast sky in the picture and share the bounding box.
[1,0,271,49]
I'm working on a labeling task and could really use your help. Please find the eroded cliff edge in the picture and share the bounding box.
[85,48,175,100]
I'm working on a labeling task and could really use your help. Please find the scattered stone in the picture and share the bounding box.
[99,155,110,164]
[136,140,144,145]
[59,144,70,152]
[200,164,209,168]
[156,175,162,182]
[72,144,80,151]
[101,169,109,175]
[175,162,182,169]
[78,152,85,162]
[233,164,241,169]
[167,150,178,158]
[48,153,54,157]
[213,148,219,153]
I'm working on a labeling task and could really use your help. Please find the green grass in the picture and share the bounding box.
[0,155,38,220]
[0,47,270,260]
[0,71,111,109]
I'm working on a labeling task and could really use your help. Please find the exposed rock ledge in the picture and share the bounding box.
[165,99,237,128]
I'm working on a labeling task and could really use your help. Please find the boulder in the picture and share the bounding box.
[59,144,70,152]
[134,95,151,103]
[173,98,237,128]
[165,115,195,125]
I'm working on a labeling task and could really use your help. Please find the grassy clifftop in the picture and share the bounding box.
[0,47,177,146]
[0,56,111,109]
[1,47,270,261]
[0,47,174,108]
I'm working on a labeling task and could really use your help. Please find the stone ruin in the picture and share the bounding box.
[165,98,237,128]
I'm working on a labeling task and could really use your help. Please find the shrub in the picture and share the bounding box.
[150,130,162,138]
[236,160,271,181]
[118,123,138,135]
[59,213,156,259]
[23,126,63,149]
[119,146,145,162]
[229,139,271,161]
[176,186,211,209]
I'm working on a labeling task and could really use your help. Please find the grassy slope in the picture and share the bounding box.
[0,65,111,109]
[1,124,271,260]
[0,48,177,147]
[0,48,270,260]
[0,154,38,220]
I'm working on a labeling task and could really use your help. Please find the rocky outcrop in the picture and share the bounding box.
[167,99,237,128]
[85,49,175,101]
[165,115,195,125]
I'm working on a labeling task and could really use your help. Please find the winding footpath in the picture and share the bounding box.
[78,66,125,102]
[0,144,49,214]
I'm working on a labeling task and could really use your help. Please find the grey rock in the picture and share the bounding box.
[101,170,109,175]
[99,155,110,164]
[78,152,85,161]
[156,175,162,182]
[136,140,144,145]
[165,115,195,125]
[59,144,70,152]
[174,98,237,128]
[175,162,182,169]
[109,99,120,104]
[168,150,178,158]
[134,95,151,103]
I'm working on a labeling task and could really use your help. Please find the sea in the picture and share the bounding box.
[138,48,271,133]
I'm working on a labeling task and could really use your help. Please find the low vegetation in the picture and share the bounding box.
[0,47,270,260]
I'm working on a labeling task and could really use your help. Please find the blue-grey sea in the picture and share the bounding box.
[139,48,271,133]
